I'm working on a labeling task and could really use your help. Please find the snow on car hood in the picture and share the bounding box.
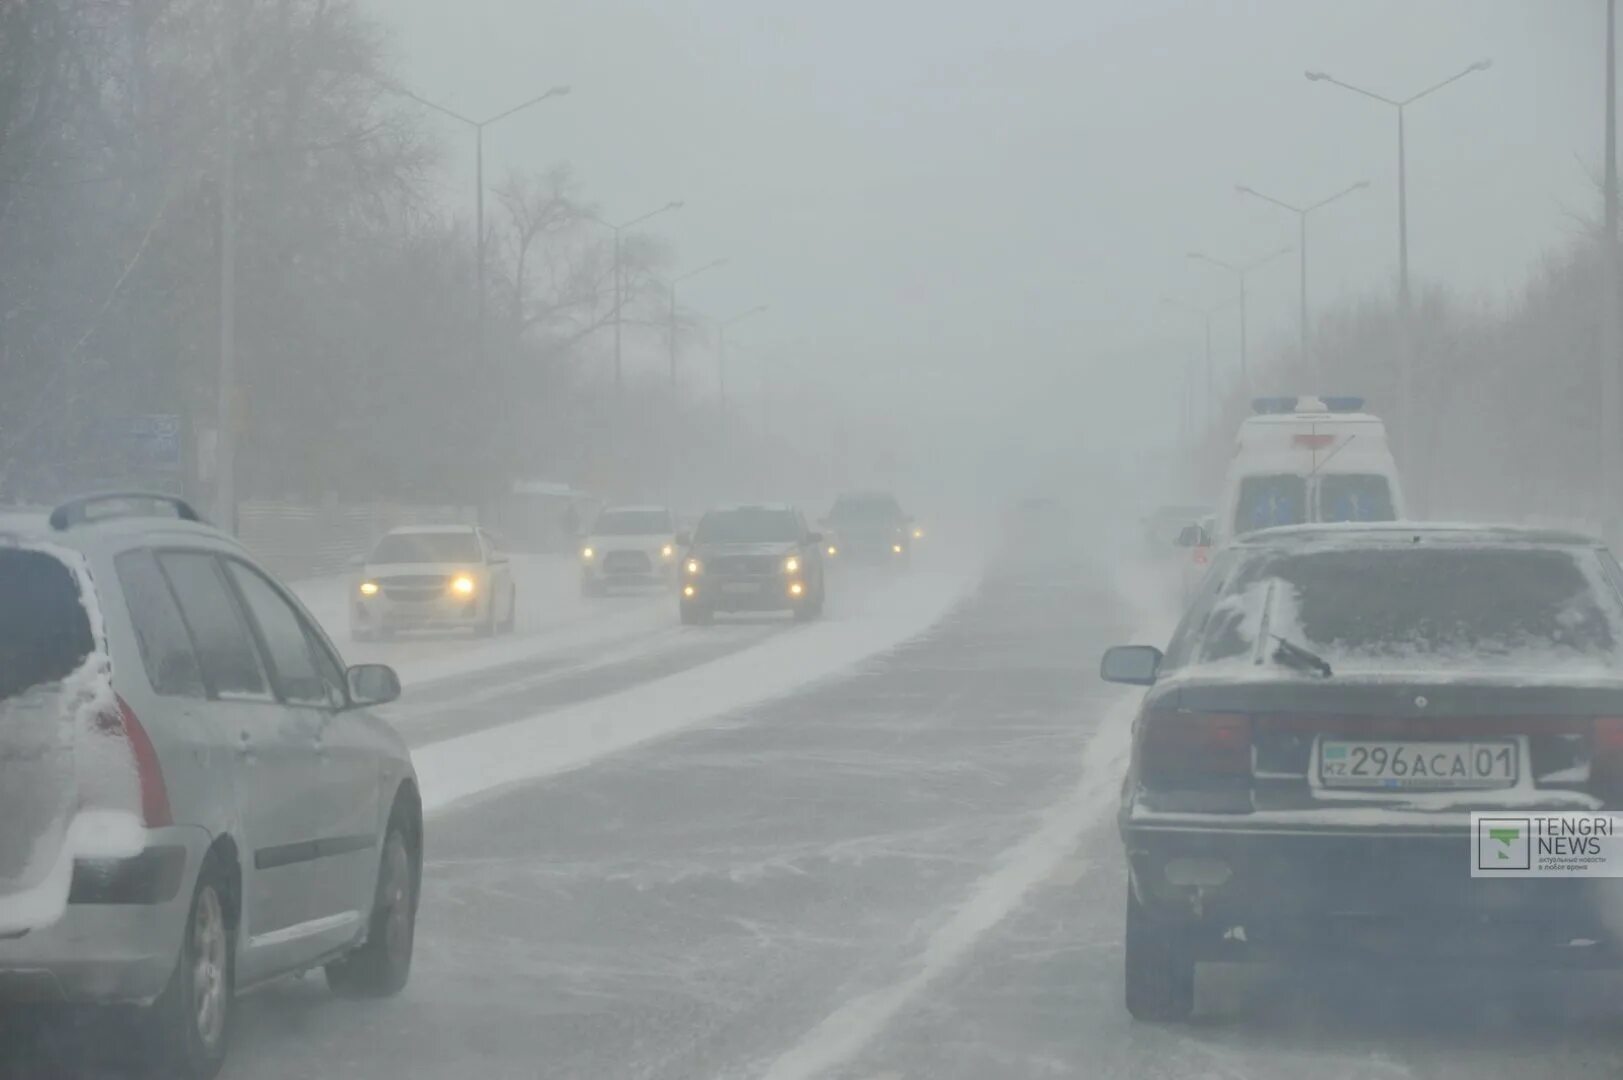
[0,542,143,936]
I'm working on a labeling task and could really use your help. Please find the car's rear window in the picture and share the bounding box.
[1234,474,1307,535]
[370,531,480,563]
[1194,544,1623,673]
[1318,474,1396,523]
[0,548,95,702]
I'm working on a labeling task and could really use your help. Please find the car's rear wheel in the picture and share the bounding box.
[146,853,234,1080]
[326,818,418,998]
[1124,887,1195,1022]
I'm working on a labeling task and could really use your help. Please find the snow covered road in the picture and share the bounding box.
[9,547,1623,1078]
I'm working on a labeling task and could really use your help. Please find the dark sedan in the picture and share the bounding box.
[678,504,827,624]
[1102,524,1623,1022]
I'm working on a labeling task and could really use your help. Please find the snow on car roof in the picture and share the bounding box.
[1232,521,1600,549]
[599,504,670,513]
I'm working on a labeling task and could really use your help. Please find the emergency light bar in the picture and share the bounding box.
[1251,395,1366,415]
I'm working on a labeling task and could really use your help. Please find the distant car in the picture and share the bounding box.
[0,493,419,1079]
[1175,513,1217,604]
[1103,523,1623,1022]
[1142,504,1210,553]
[678,504,827,624]
[351,524,516,639]
[579,505,679,596]
[821,491,914,567]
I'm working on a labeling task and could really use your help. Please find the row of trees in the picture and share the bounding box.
[0,0,783,509]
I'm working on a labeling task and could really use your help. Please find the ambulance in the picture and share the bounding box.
[1210,395,1406,548]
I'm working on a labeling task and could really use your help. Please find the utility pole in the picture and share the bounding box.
[214,0,239,532]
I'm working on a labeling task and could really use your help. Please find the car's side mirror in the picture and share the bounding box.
[1100,645,1162,686]
[674,531,692,547]
[347,664,401,707]
[489,552,509,566]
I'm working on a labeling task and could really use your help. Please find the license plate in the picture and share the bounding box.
[722,581,760,595]
[1318,739,1518,790]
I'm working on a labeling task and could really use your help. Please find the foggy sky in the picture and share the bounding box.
[369,0,1604,490]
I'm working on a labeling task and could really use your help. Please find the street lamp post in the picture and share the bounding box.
[717,305,769,413]
[1304,61,1491,312]
[666,258,728,392]
[586,202,686,398]
[389,84,571,376]
[1186,247,1292,388]
[1235,180,1369,380]
[1306,61,1490,494]
[1160,296,1236,432]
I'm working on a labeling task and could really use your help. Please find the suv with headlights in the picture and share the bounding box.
[351,525,515,640]
[579,505,679,596]
[822,491,914,567]
[678,504,827,624]
[0,492,418,1079]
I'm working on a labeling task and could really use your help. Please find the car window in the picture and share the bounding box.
[1234,474,1307,535]
[1195,544,1622,672]
[694,508,801,543]
[1317,474,1396,523]
[370,531,481,563]
[157,552,270,700]
[0,548,95,703]
[226,561,344,708]
[593,509,674,535]
[114,549,205,699]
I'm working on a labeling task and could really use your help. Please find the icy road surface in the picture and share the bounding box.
[7,548,1623,1078]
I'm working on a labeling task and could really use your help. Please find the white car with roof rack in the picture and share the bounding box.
[0,492,419,1079]
[1209,395,1407,550]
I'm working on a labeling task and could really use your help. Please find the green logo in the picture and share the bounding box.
[1489,826,1521,858]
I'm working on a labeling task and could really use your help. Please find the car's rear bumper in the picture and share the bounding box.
[0,830,207,1005]
[1122,820,1623,965]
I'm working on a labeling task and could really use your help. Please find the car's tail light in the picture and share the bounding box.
[1140,710,1253,782]
[1192,547,1209,566]
[92,695,172,827]
[1590,717,1623,798]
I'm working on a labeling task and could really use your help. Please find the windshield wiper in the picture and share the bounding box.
[1269,634,1333,678]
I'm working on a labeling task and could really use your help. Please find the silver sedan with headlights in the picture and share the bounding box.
[350,525,517,640]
